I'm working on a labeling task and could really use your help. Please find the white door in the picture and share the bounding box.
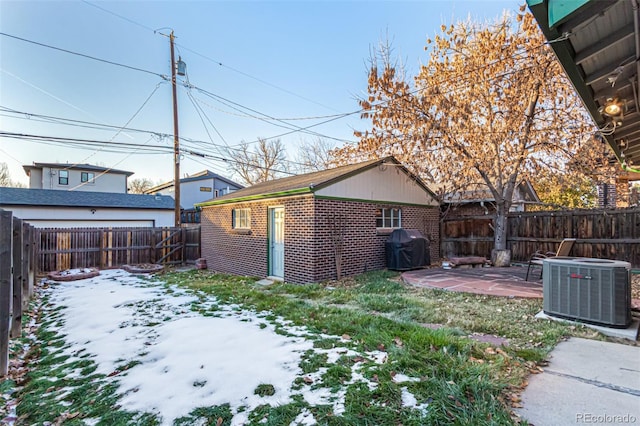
[269,207,285,278]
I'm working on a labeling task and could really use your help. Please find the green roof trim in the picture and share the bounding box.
[195,187,312,207]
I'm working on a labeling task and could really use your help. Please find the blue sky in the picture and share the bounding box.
[0,0,519,186]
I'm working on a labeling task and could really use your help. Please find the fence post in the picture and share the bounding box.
[30,227,37,286]
[22,223,32,308]
[98,229,105,269]
[11,218,23,338]
[181,227,186,265]
[151,229,157,264]
[0,210,13,376]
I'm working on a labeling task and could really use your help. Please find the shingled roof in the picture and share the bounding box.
[0,187,174,209]
[197,157,437,206]
[146,170,243,193]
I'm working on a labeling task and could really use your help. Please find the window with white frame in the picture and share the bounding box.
[232,208,251,229]
[81,172,95,183]
[58,170,69,185]
[376,207,401,228]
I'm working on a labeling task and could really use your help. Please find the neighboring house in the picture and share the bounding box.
[0,187,174,228]
[146,170,243,223]
[443,181,541,217]
[23,162,133,193]
[197,157,440,284]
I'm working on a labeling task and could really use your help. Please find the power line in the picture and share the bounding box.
[185,89,231,147]
[80,0,156,33]
[0,106,169,138]
[175,43,341,113]
[184,92,350,121]
[1,31,545,150]
[0,131,296,176]
[1,27,569,173]
[68,135,160,191]
[0,147,24,166]
[65,81,167,172]
[189,84,359,145]
[0,106,304,168]
[65,82,167,190]
[79,0,342,113]
[0,132,172,153]
[0,32,165,78]
[181,148,296,177]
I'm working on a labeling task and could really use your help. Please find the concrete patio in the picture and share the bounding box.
[402,265,543,298]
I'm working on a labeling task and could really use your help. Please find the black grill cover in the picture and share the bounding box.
[385,229,430,271]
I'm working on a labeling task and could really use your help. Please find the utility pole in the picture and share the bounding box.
[170,31,181,227]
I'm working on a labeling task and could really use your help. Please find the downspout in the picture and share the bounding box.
[626,0,640,172]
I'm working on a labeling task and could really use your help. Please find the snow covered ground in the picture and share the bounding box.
[41,269,428,425]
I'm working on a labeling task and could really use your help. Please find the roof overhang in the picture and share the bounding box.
[528,0,640,176]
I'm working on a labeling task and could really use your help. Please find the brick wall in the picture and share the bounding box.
[200,195,317,283]
[312,199,440,282]
[200,200,269,279]
[281,196,316,284]
[200,195,440,284]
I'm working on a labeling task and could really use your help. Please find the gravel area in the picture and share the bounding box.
[633,274,640,300]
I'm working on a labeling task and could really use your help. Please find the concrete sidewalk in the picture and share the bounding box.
[516,338,640,425]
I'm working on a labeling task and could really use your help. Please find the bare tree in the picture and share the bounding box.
[228,138,289,185]
[128,178,155,194]
[0,162,25,188]
[295,137,337,173]
[0,163,10,187]
[335,11,593,252]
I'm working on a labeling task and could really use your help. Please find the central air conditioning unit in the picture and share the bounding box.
[543,258,631,328]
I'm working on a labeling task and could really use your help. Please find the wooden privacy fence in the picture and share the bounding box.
[0,210,37,377]
[442,208,640,267]
[441,215,495,259]
[35,226,201,273]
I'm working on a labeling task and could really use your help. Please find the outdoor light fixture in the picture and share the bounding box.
[600,97,625,119]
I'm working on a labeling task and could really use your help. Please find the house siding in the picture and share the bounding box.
[201,195,439,284]
[153,177,243,211]
[29,166,128,193]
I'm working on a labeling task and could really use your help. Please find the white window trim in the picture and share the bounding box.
[233,208,251,229]
[376,207,402,229]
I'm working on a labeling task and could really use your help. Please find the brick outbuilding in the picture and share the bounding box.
[197,157,440,284]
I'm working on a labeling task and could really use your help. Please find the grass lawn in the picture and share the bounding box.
[3,269,603,425]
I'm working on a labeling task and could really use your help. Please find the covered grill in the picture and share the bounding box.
[385,229,430,271]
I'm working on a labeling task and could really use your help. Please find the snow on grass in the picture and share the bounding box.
[401,387,429,414]
[49,269,195,377]
[116,315,311,423]
[44,269,427,424]
[393,373,421,383]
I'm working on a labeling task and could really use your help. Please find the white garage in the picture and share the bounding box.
[0,187,175,228]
